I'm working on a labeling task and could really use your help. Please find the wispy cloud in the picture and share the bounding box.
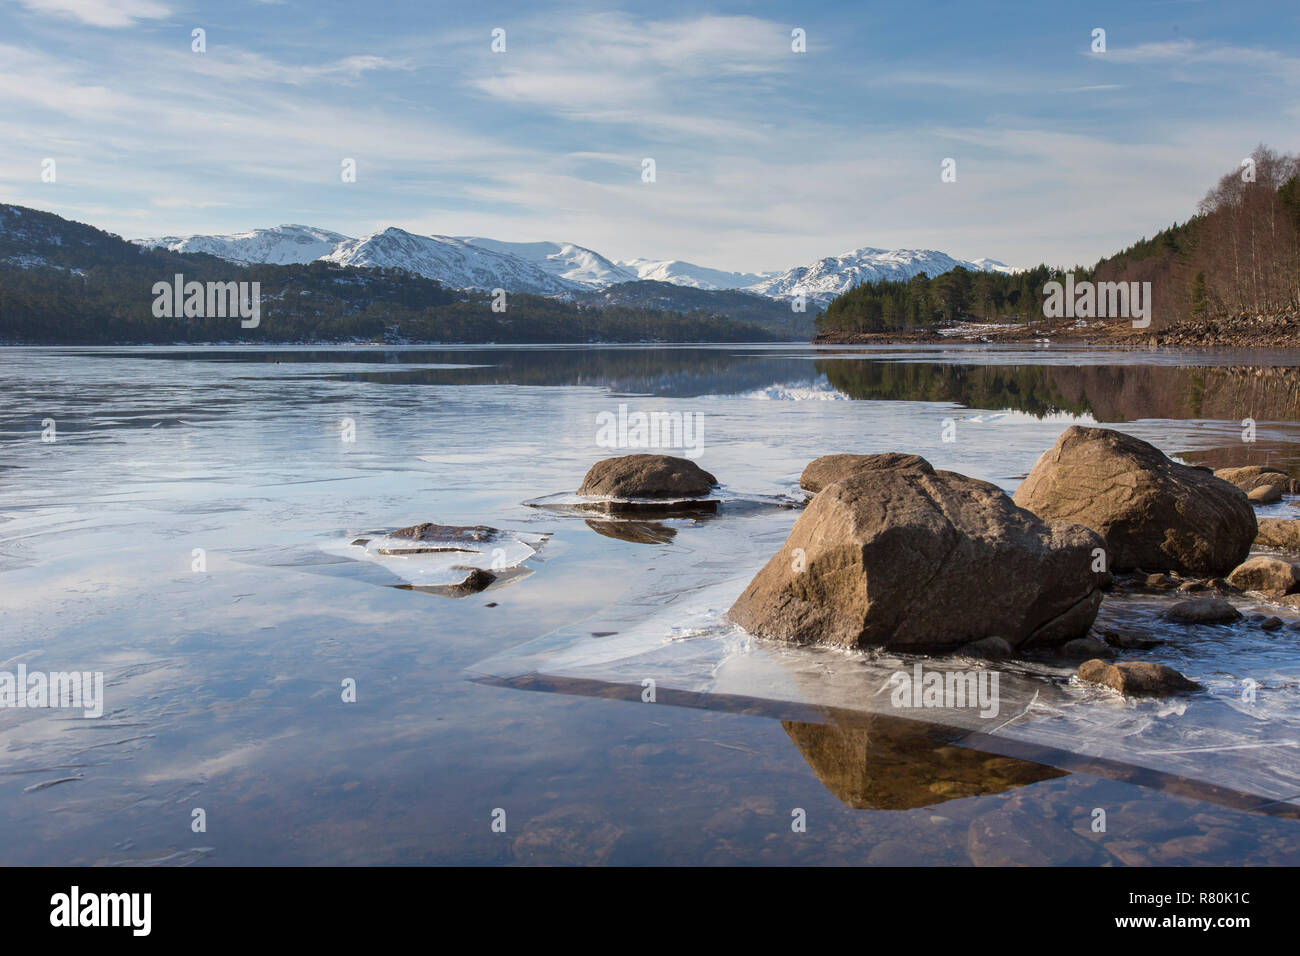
[1,2,1297,273]
[17,0,170,28]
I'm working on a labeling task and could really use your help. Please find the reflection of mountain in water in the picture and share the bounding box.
[819,360,1300,423]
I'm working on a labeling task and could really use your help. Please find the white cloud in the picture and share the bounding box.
[17,0,171,28]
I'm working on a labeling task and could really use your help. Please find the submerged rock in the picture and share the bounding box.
[577,454,716,499]
[727,457,1105,650]
[1076,659,1201,697]
[1060,637,1115,659]
[1226,555,1300,594]
[799,452,930,493]
[1099,627,1164,650]
[962,636,1015,659]
[1256,518,1300,551]
[1013,426,1256,575]
[1163,598,1243,624]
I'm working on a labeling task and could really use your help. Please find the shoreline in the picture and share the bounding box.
[813,310,1300,348]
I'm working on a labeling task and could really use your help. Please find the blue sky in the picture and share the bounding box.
[2,0,1299,270]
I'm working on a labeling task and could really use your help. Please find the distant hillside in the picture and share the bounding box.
[573,279,812,337]
[0,205,782,344]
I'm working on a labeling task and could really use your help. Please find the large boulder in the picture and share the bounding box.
[1214,465,1291,495]
[1227,555,1300,594]
[800,453,930,493]
[1257,518,1300,551]
[1012,426,1256,575]
[727,457,1106,650]
[577,454,716,499]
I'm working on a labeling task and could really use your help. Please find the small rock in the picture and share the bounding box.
[1163,598,1243,624]
[1146,573,1174,588]
[1100,627,1163,650]
[1177,579,1208,593]
[1227,555,1300,594]
[962,636,1014,659]
[1261,616,1284,631]
[578,454,717,499]
[1215,466,1291,495]
[1060,637,1115,659]
[1077,659,1201,696]
[1249,484,1283,504]
[451,568,497,594]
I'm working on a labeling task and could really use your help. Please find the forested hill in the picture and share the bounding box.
[816,145,1300,337]
[0,205,784,344]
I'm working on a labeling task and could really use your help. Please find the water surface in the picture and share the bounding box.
[2,344,1300,865]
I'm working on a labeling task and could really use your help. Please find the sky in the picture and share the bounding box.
[2,0,1299,271]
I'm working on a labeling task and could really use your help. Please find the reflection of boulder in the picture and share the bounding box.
[783,714,1066,810]
[1014,426,1256,575]
[585,519,678,544]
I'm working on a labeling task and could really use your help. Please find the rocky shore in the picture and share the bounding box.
[813,308,1300,348]
[562,427,1300,700]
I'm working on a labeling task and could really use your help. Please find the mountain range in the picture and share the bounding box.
[135,225,1012,305]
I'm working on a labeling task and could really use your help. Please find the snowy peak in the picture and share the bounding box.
[129,222,1011,302]
[747,247,1014,303]
[459,238,636,289]
[618,258,774,291]
[136,224,351,265]
[320,228,578,294]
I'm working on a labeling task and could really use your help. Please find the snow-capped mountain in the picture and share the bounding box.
[319,228,576,295]
[617,258,775,291]
[458,238,636,289]
[747,248,1013,303]
[137,224,350,265]
[130,225,1011,302]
